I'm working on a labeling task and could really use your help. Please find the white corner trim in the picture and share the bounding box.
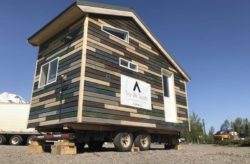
[77,14,89,123]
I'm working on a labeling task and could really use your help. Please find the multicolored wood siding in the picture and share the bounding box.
[28,13,189,132]
[28,19,84,128]
[81,14,189,131]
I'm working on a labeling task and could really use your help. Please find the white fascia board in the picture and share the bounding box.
[77,5,134,17]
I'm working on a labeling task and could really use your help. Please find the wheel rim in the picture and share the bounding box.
[27,138,32,145]
[120,133,131,148]
[140,135,149,148]
[11,137,19,145]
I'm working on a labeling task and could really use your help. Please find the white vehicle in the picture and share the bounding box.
[0,103,38,145]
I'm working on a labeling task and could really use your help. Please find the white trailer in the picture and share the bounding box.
[0,103,38,145]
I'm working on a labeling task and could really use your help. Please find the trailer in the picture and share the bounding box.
[27,0,191,153]
[0,103,38,145]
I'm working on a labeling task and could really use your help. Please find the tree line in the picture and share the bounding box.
[181,112,250,144]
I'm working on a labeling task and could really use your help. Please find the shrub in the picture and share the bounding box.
[240,137,250,146]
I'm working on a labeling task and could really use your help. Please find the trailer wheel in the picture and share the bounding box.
[0,135,7,145]
[164,137,178,149]
[26,136,35,145]
[134,133,151,151]
[164,143,175,149]
[114,132,133,152]
[88,141,104,151]
[76,143,85,153]
[9,135,23,145]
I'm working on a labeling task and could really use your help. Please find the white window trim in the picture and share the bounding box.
[38,57,59,88]
[119,58,138,72]
[38,63,48,88]
[101,25,129,43]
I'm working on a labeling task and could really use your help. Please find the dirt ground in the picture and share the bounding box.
[0,144,249,164]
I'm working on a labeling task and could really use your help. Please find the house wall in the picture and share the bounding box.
[28,19,84,128]
[82,14,189,131]
[28,13,189,132]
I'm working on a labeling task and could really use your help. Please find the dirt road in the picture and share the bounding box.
[0,144,249,164]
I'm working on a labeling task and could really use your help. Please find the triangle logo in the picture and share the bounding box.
[133,81,141,93]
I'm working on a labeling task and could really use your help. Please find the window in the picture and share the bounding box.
[120,59,129,67]
[39,58,59,88]
[119,58,138,72]
[163,74,170,97]
[102,25,129,42]
[129,63,137,70]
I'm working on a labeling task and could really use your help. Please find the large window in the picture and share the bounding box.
[119,58,138,72]
[39,58,59,88]
[102,25,129,42]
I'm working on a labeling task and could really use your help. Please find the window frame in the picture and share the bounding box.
[101,25,129,43]
[38,57,59,88]
[119,58,138,72]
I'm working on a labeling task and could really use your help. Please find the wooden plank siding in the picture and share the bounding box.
[28,13,189,132]
[28,18,84,128]
[81,14,189,131]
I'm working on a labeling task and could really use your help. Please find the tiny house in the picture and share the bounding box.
[28,0,191,152]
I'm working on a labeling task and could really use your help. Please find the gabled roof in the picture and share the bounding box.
[28,0,191,81]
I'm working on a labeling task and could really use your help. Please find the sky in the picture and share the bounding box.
[0,0,249,132]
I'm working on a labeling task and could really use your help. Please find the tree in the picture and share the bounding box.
[181,112,205,143]
[231,117,249,137]
[243,118,249,137]
[220,119,230,131]
[233,118,242,132]
[245,123,249,137]
[207,126,215,144]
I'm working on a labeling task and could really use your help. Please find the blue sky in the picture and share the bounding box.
[0,0,249,132]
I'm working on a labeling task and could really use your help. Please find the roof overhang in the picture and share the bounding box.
[28,3,84,46]
[28,0,191,81]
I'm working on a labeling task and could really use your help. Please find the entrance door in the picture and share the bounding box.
[162,70,177,123]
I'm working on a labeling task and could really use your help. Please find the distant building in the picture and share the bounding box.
[214,130,239,141]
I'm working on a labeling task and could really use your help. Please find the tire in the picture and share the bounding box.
[76,143,85,153]
[164,143,175,149]
[26,136,35,145]
[134,133,151,151]
[164,137,178,149]
[88,141,104,151]
[113,132,133,152]
[9,135,23,145]
[0,135,7,145]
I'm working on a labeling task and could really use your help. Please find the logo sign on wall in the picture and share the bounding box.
[120,75,152,110]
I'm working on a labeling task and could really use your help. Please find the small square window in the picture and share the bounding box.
[39,58,59,88]
[129,63,138,71]
[120,58,129,67]
[119,58,138,72]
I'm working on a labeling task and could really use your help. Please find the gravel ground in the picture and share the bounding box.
[0,144,249,164]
